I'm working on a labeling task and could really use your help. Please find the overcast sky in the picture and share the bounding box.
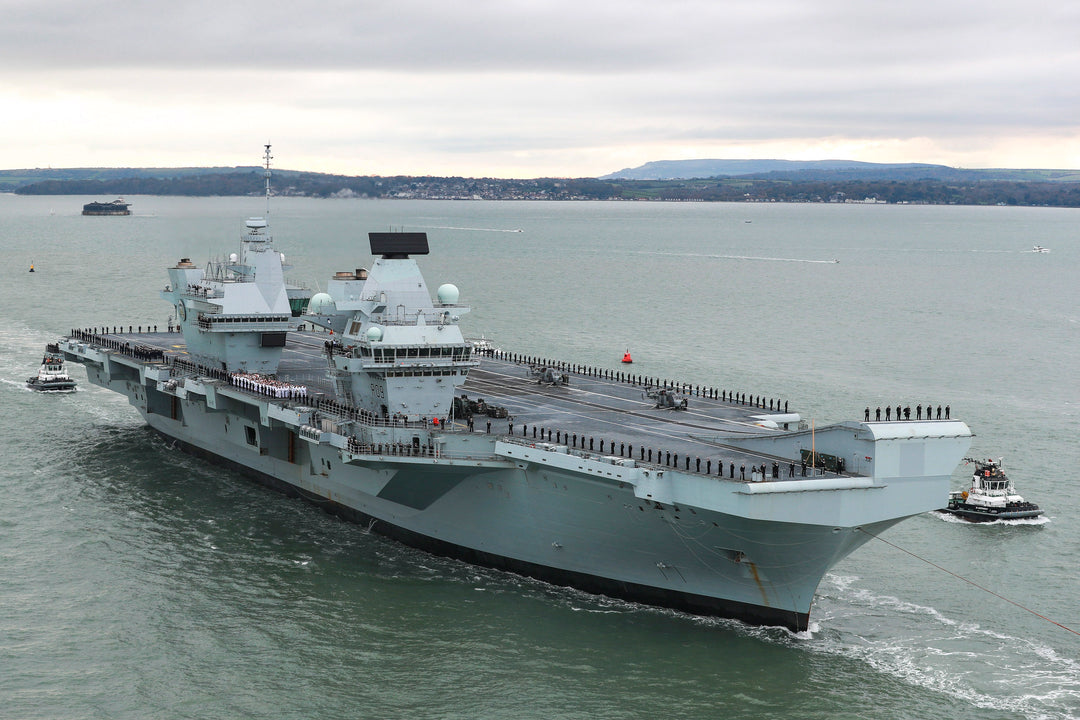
[2,0,1078,177]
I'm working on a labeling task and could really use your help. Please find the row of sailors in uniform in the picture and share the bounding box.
[866,404,950,422]
[231,372,308,399]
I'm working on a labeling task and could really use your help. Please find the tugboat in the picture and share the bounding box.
[941,457,1042,521]
[27,343,77,391]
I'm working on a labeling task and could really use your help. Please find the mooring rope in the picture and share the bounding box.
[858,527,1079,637]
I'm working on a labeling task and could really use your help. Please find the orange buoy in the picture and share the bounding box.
[621,349,633,364]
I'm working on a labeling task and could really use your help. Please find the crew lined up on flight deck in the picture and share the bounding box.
[866,404,950,422]
[512,422,837,481]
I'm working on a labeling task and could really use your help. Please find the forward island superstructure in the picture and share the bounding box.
[56,149,973,630]
[160,216,296,374]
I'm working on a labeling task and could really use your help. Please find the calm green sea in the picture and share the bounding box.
[1,195,1078,719]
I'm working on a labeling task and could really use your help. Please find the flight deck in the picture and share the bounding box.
[70,326,842,483]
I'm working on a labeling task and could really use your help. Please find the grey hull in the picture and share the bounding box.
[139,403,904,632]
[63,322,970,632]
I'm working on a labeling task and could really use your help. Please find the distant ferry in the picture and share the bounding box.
[82,199,131,216]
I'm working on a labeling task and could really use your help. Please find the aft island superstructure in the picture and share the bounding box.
[56,151,972,630]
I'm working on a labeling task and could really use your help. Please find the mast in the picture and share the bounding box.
[263,143,273,221]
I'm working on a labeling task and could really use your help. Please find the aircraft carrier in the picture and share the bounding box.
[55,149,973,631]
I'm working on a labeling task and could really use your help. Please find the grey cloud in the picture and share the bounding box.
[2,0,1079,174]
[4,0,1076,75]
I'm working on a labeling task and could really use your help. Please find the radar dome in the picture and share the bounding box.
[229,252,239,263]
[437,283,460,305]
[366,326,384,342]
[307,292,336,315]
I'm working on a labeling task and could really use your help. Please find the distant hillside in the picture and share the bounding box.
[0,166,261,193]
[599,159,943,180]
[5,170,613,201]
[600,159,1080,182]
[5,167,403,198]
[7,162,1080,206]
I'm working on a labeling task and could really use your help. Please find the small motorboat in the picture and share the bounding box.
[27,343,76,392]
[940,457,1042,521]
[1032,245,1050,253]
[469,335,499,355]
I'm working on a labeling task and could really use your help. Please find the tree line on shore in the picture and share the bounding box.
[12,171,1080,206]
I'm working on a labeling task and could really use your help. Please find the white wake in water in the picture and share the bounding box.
[931,511,1051,527]
[410,224,524,233]
[803,574,1080,720]
[634,249,840,264]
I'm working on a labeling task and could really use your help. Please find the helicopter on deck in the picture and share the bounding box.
[645,387,688,410]
[527,365,569,386]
